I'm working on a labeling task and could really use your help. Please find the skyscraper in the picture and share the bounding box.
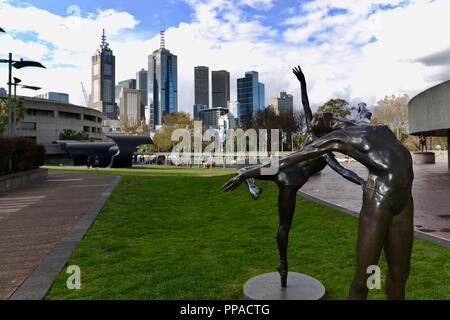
[136,68,148,121]
[91,29,117,120]
[237,71,265,122]
[212,70,230,109]
[194,66,209,107]
[148,31,178,129]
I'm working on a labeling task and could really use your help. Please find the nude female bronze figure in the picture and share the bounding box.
[224,111,414,300]
[239,66,366,288]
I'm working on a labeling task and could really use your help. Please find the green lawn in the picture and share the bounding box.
[43,165,234,177]
[45,168,450,300]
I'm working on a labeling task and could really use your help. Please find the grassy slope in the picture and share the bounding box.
[45,172,450,300]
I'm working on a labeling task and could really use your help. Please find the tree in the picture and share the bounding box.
[0,97,25,135]
[58,129,90,141]
[316,98,351,118]
[372,94,409,141]
[153,112,193,151]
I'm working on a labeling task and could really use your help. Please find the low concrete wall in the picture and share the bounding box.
[0,168,48,193]
[413,152,436,164]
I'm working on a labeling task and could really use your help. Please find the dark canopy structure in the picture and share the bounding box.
[58,134,153,168]
[408,80,450,173]
[107,135,153,168]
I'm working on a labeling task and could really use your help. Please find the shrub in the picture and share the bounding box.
[0,137,41,176]
[34,144,47,167]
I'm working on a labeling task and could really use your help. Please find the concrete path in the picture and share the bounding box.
[299,161,450,242]
[0,171,118,299]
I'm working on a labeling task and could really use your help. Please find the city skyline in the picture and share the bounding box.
[1,0,450,114]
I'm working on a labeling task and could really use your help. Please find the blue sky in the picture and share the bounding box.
[11,0,193,36]
[1,0,450,112]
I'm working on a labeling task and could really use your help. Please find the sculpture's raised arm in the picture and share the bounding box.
[293,66,313,131]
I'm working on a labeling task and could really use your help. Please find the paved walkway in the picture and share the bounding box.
[299,161,450,241]
[0,171,118,299]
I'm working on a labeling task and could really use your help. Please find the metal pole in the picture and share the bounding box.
[12,83,17,136]
[7,53,12,137]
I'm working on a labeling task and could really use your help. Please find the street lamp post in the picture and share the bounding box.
[11,77,41,136]
[0,53,46,136]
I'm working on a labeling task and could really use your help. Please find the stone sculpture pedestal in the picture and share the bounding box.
[243,272,326,300]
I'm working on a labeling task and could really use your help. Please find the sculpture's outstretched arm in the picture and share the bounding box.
[293,66,313,131]
[324,153,366,189]
[223,132,348,191]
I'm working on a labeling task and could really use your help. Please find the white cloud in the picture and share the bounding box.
[240,0,274,10]
[1,0,450,117]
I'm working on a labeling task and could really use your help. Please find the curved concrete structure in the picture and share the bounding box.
[409,80,450,136]
[106,135,153,168]
[58,141,116,167]
[58,135,153,168]
[408,80,450,173]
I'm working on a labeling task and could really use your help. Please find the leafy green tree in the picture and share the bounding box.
[0,97,25,135]
[58,129,90,141]
[316,98,350,118]
[153,112,193,152]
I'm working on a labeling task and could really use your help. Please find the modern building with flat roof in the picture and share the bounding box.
[119,88,141,130]
[272,91,293,116]
[115,79,136,104]
[33,92,69,104]
[15,96,103,154]
[212,70,230,109]
[408,79,450,173]
[199,107,228,129]
[136,68,148,121]
[195,66,209,108]
[237,71,265,122]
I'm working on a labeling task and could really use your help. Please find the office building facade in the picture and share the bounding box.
[195,66,209,107]
[237,71,265,122]
[272,91,293,116]
[91,29,117,120]
[119,88,141,130]
[212,70,230,109]
[148,31,178,129]
[136,68,148,121]
[193,104,208,120]
[34,92,69,104]
[199,107,228,129]
[115,79,136,104]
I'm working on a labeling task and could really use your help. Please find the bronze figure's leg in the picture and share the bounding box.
[349,192,392,300]
[384,196,414,300]
[276,187,298,287]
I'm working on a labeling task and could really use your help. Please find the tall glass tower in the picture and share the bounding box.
[148,31,178,129]
[91,29,117,120]
[237,71,265,123]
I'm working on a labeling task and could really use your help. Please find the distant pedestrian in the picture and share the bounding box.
[86,156,92,169]
[93,156,99,171]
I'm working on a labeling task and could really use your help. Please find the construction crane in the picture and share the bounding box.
[80,82,90,107]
